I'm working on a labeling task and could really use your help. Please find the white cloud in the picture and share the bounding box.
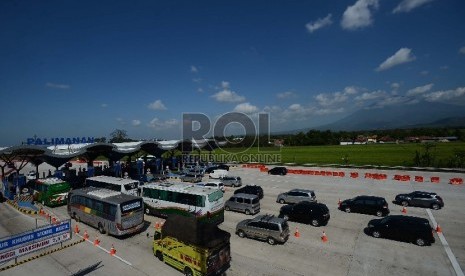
[423,87,465,102]
[277,91,297,99]
[305,14,333,33]
[341,0,379,31]
[148,118,179,129]
[420,70,429,75]
[131,120,141,126]
[148,100,167,110]
[46,82,70,89]
[288,103,302,111]
[459,46,465,55]
[211,90,245,103]
[221,81,230,89]
[190,65,198,73]
[192,78,202,83]
[315,87,359,107]
[393,0,435,13]
[355,90,387,101]
[406,83,434,96]
[391,82,401,90]
[343,86,359,95]
[101,103,108,108]
[233,102,259,114]
[376,48,416,71]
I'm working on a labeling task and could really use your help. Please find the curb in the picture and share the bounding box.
[6,200,38,215]
[0,239,85,271]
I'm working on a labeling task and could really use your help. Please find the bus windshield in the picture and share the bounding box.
[208,190,223,203]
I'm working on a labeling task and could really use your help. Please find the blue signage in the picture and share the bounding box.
[0,220,70,251]
[26,137,95,146]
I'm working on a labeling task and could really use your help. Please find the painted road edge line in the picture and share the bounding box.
[76,233,132,266]
[426,209,464,276]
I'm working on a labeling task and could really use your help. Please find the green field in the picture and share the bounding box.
[208,142,465,167]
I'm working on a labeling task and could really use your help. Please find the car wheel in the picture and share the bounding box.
[184,267,194,276]
[267,237,276,245]
[225,206,230,211]
[311,219,320,227]
[98,223,106,234]
[145,208,150,215]
[345,207,351,213]
[237,230,246,238]
[372,230,381,238]
[279,199,285,204]
[283,215,289,220]
[401,201,409,207]
[415,238,426,246]
[245,209,251,215]
[376,211,383,217]
[431,204,440,210]
[156,251,163,262]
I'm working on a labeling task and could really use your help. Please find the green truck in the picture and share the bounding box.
[32,177,71,207]
[153,214,231,276]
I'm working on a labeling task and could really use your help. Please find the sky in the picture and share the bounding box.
[1,0,465,146]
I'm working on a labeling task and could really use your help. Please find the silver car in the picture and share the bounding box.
[225,193,260,215]
[181,173,202,183]
[220,176,242,187]
[235,214,290,245]
[277,189,316,204]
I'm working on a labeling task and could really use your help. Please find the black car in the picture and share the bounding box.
[268,167,287,175]
[340,195,389,217]
[279,201,330,227]
[234,185,264,199]
[205,164,229,174]
[394,191,444,210]
[366,215,435,246]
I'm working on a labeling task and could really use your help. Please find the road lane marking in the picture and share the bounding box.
[426,209,464,276]
[76,233,132,266]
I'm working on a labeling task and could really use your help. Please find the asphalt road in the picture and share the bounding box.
[1,166,464,276]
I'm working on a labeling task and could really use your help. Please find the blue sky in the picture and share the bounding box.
[1,0,465,146]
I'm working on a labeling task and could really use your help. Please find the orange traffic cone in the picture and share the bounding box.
[436,224,442,233]
[321,231,328,242]
[52,217,57,224]
[155,221,160,229]
[110,244,116,256]
[94,237,100,246]
[84,230,89,240]
[401,206,407,214]
[74,224,80,234]
[294,227,300,238]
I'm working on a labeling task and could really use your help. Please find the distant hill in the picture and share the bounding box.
[315,101,465,131]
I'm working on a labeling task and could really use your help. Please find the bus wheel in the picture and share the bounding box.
[184,267,193,276]
[145,208,150,215]
[156,251,163,261]
[98,223,106,234]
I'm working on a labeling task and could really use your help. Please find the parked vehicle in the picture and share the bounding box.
[153,214,231,275]
[219,176,242,187]
[279,201,330,227]
[394,191,444,210]
[205,164,229,174]
[180,173,202,183]
[366,215,435,246]
[340,195,389,217]
[276,189,316,204]
[209,169,228,179]
[236,214,290,245]
[234,185,264,199]
[203,181,225,192]
[225,193,260,215]
[268,167,288,175]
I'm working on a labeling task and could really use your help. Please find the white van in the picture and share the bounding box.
[209,169,228,179]
[202,181,225,192]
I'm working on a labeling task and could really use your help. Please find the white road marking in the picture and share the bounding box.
[426,209,464,276]
[76,233,132,266]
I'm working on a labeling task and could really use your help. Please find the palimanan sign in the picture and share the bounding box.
[26,137,94,146]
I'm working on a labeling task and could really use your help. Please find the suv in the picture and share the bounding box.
[268,167,287,175]
[277,189,316,204]
[279,201,330,227]
[340,195,389,217]
[236,214,290,245]
[225,193,260,215]
[234,185,264,199]
[394,191,444,210]
[219,176,242,187]
[181,173,202,183]
[366,215,435,246]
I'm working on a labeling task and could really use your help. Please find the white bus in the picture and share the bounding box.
[67,187,144,236]
[141,183,224,225]
[85,176,139,196]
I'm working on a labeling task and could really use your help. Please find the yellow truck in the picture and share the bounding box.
[153,214,231,276]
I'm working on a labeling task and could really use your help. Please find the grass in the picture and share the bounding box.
[206,142,465,167]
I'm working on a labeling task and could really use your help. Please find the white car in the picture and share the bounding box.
[201,181,225,192]
[209,169,228,179]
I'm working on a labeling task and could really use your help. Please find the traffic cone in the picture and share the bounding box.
[84,230,89,240]
[321,231,328,242]
[155,221,160,229]
[74,224,80,234]
[401,206,407,214]
[338,198,342,207]
[436,224,442,233]
[294,227,300,238]
[52,217,57,224]
[94,237,100,246]
[110,244,116,256]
